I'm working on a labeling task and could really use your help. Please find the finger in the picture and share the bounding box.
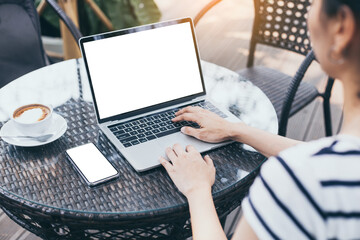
[192,106,205,112]
[186,145,198,153]
[181,126,201,139]
[172,143,185,157]
[175,106,203,116]
[172,113,199,122]
[165,147,178,162]
[175,106,195,116]
[174,107,188,116]
[159,157,174,172]
[204,155,214,167]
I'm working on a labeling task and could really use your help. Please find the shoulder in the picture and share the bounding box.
[242,139,328,239]
[242,135,360,240]
[278,135,360,182]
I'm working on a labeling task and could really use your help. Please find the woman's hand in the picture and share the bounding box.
[159,144,215,199]
[172,106,234,143]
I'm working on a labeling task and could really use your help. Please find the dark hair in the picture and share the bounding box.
[322,0,360,22]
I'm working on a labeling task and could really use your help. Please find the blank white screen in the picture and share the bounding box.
[66,143,118,183]
[83,22,204,120]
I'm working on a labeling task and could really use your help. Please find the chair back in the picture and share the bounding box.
[0,0,47,88]
[247,0,312,67]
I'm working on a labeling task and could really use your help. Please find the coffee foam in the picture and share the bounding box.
[15,107,48,124]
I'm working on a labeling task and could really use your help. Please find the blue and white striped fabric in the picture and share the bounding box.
[242,135,360,240]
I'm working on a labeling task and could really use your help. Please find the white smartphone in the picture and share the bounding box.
[66,143,119,187]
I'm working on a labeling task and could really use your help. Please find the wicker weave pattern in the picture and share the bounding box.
[0,102,261,212]
[253,0,312,55]
[0,107,264,239]
[0,60,271,239]
[239,66,318,119]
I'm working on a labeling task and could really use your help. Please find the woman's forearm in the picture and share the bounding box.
[228,122,302,157]
[187,188,227,240]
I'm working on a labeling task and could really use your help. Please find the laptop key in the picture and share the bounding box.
[154,119,161,123]
[140,123,147,128]
[130,131,138,136]
[137,129,145,133]
[125,128,132,133]
[131,140,140,145]
[159,127,167,131]
[152,129,160,134]
[124,123,132,127]
[116,133,131,139]
[117,125,125,130]
[152,124,160,128]
[145,131,153,136]
[180,121,189,126]
[145,127,152,131]
[120,136,137,143]
[167,125,175,129]
[123,142,132,148]
[146,135,156,141]
[139,138,147,143]
[132,126,140,130]
[109,126,118,131]
[155,128,180,138]
[137,133,145,138]
[114,129,125,135]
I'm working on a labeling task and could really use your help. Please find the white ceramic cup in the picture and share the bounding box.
[11,104,53,136]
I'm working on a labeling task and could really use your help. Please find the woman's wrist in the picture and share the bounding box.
[186,185,212,203]
[227,121,248,142]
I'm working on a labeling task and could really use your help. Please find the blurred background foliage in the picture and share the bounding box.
[35,0,161,36]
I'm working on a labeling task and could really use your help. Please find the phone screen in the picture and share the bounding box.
[66,143,118,185]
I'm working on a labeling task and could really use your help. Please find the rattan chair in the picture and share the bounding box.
[194,0,335,137]
[0,0,82,89]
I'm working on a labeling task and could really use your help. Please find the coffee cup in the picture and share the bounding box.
[11,104,53,136]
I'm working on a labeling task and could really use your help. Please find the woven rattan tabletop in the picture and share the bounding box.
[0,59,277,238]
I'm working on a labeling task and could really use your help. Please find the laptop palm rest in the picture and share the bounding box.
[121,132,221,172]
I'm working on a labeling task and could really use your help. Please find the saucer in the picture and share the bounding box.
[0,113,67,147]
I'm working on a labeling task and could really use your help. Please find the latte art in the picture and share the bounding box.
[13,104,50,124]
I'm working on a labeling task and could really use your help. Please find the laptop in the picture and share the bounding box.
[79,17,241,172]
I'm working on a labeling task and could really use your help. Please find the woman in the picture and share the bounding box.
[159,0,360,239]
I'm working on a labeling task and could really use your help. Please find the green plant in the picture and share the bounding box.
[36,0,161,36]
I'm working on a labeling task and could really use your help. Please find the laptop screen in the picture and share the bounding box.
[81,19,205,123]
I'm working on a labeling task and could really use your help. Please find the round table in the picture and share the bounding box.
[0,59,277,239]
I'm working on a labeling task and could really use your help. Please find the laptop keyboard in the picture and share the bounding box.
[108,101,227,148]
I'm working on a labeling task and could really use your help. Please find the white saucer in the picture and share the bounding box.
[0,113,67,147]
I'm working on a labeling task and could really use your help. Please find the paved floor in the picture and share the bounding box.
[0,0,343,239]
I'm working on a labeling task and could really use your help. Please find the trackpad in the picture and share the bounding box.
[157,132,218,154]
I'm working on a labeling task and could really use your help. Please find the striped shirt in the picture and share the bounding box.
[242,135,360,240]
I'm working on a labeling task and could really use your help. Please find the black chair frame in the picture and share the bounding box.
[45,0,83,43]
[0,0,82,88]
